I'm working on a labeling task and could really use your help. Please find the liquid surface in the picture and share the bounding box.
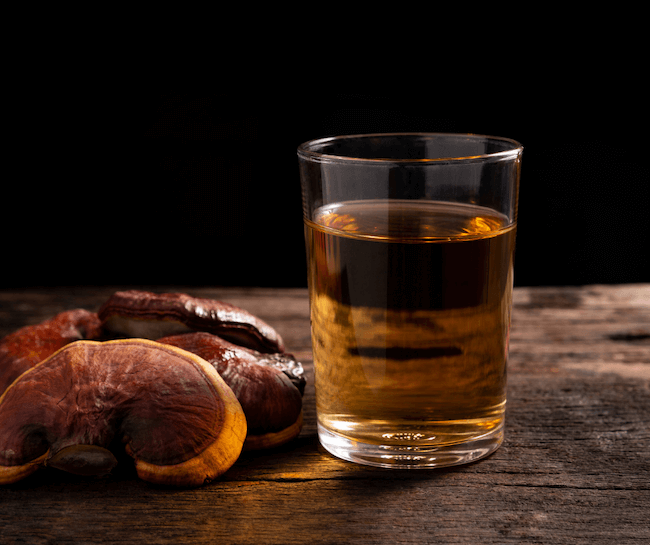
[314,199,507,241]
[306,200,515,460]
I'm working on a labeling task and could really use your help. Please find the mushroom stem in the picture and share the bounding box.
[47,445,118,477]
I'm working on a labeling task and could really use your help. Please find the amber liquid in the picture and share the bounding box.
[305,200,515,464]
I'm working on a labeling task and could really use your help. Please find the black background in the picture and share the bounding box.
[2,90,647,288]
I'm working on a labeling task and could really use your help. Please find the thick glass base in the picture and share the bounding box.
[318,422,504,469]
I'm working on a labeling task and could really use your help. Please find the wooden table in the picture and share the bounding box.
[1,285,648,544]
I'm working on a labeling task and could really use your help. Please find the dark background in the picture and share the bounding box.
[2,91,647,288]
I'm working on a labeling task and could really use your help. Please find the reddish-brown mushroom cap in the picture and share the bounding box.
[0,309,103,394]
[158,332,304,450]
[99,291,284,353]
[0,339,246,487]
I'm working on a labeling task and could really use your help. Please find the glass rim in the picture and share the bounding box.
[297,132,523,165]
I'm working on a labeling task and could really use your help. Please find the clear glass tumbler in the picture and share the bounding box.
[298,133,523,468]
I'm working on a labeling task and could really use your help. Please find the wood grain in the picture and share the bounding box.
[1,285,648,544]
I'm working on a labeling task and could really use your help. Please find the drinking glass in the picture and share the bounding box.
[298,133,523,468]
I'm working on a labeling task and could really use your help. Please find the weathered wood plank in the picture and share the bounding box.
[1,285,648,544]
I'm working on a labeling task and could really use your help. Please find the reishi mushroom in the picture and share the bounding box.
[0,309,103,394]
[159,332,305,450]
[99,290,284,353]
[0,339,247,487]
[0,290,306,485]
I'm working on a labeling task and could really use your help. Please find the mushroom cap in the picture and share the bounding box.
[98,291,284,353]
[158,332,304,449]
[0,339,246,487]
[0,309,103,394]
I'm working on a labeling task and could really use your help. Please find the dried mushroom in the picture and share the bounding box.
[0,290,306,487]
[159,332,305,450]
[99,290,284,353]
[0,339,246,487]
[0,309,103,394]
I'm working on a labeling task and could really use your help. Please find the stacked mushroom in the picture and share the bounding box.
[0,291,305,487]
